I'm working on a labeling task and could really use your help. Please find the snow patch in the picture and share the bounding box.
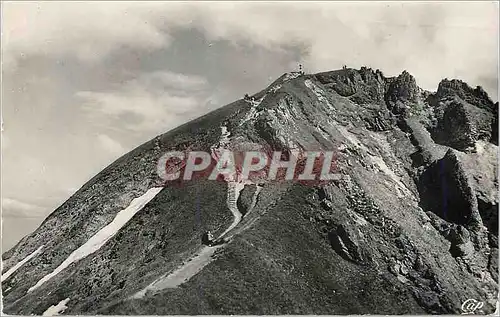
[335,123,413,197]
[265,109,300,151]
[475,141,486,155]
[351,212,368,226]
[28,187,163,293]
[220,126,230,146]
[2,245,44,282]
[315,124,331,140]
[304,79,335,112]
[131,245,222,298]
[283,72,301,82]
[210,125,232,161]
[369,155,412,197]
[241,107,259,126]
[277,99,298,121]
[474,140,497,157]
[42,298,70,316]
[269,84,282,94]
[334,124,363,149]
[240,96,265,126]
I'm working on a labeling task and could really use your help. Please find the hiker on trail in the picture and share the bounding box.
[202,230,214,246]
[201,230,227,247]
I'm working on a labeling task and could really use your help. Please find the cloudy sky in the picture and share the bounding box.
[1,1,498,250]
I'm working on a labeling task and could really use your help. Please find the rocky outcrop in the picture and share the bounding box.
[423,78,497,152]
[429,97,495,151]
[385,70,421,115]
[436,79,496,112]
[328,224,365,263]
[314,67,386,104]
[418,149,482,231]
[446,225,475,258]
[491,102,498,145]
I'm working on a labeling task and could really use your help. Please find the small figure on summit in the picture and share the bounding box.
[299,64,305,75]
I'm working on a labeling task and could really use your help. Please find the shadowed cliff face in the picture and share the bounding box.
[2,67,498,315]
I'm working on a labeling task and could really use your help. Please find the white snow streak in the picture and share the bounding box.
[131,244,223,298]
[240,96,265,126]
[42,298,70,316]
[304,79,335,112]
[210,125,232,161]
[220,126,230,146]
[335,123,412,196]
[369,155,413,197]
[1,245,44,282]
[283,72,301,82]
[243,185,263,219]
[28,187,163,293]
[265,108,300,151]
[268,84,281,94]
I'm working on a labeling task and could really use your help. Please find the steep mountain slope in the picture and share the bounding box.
[2,67,498,315]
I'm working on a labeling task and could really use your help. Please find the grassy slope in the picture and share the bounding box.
[1,94,255,311]
[5,180,234,315]
[103,183,424,315]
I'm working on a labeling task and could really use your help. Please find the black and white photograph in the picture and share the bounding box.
[1,1,499,315]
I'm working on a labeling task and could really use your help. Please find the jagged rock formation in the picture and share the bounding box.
[418,149,482,230]
[385,70,422,115]
[428,78,498,149]
[1,67,498,315]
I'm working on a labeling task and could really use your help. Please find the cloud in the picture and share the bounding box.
[2,2,171,69]
[185,2,498,96]
[2,198,45,218]
[4,2,497,98]
[97,134,126,157]
[76,71,213,133]
[141,71,208,91]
